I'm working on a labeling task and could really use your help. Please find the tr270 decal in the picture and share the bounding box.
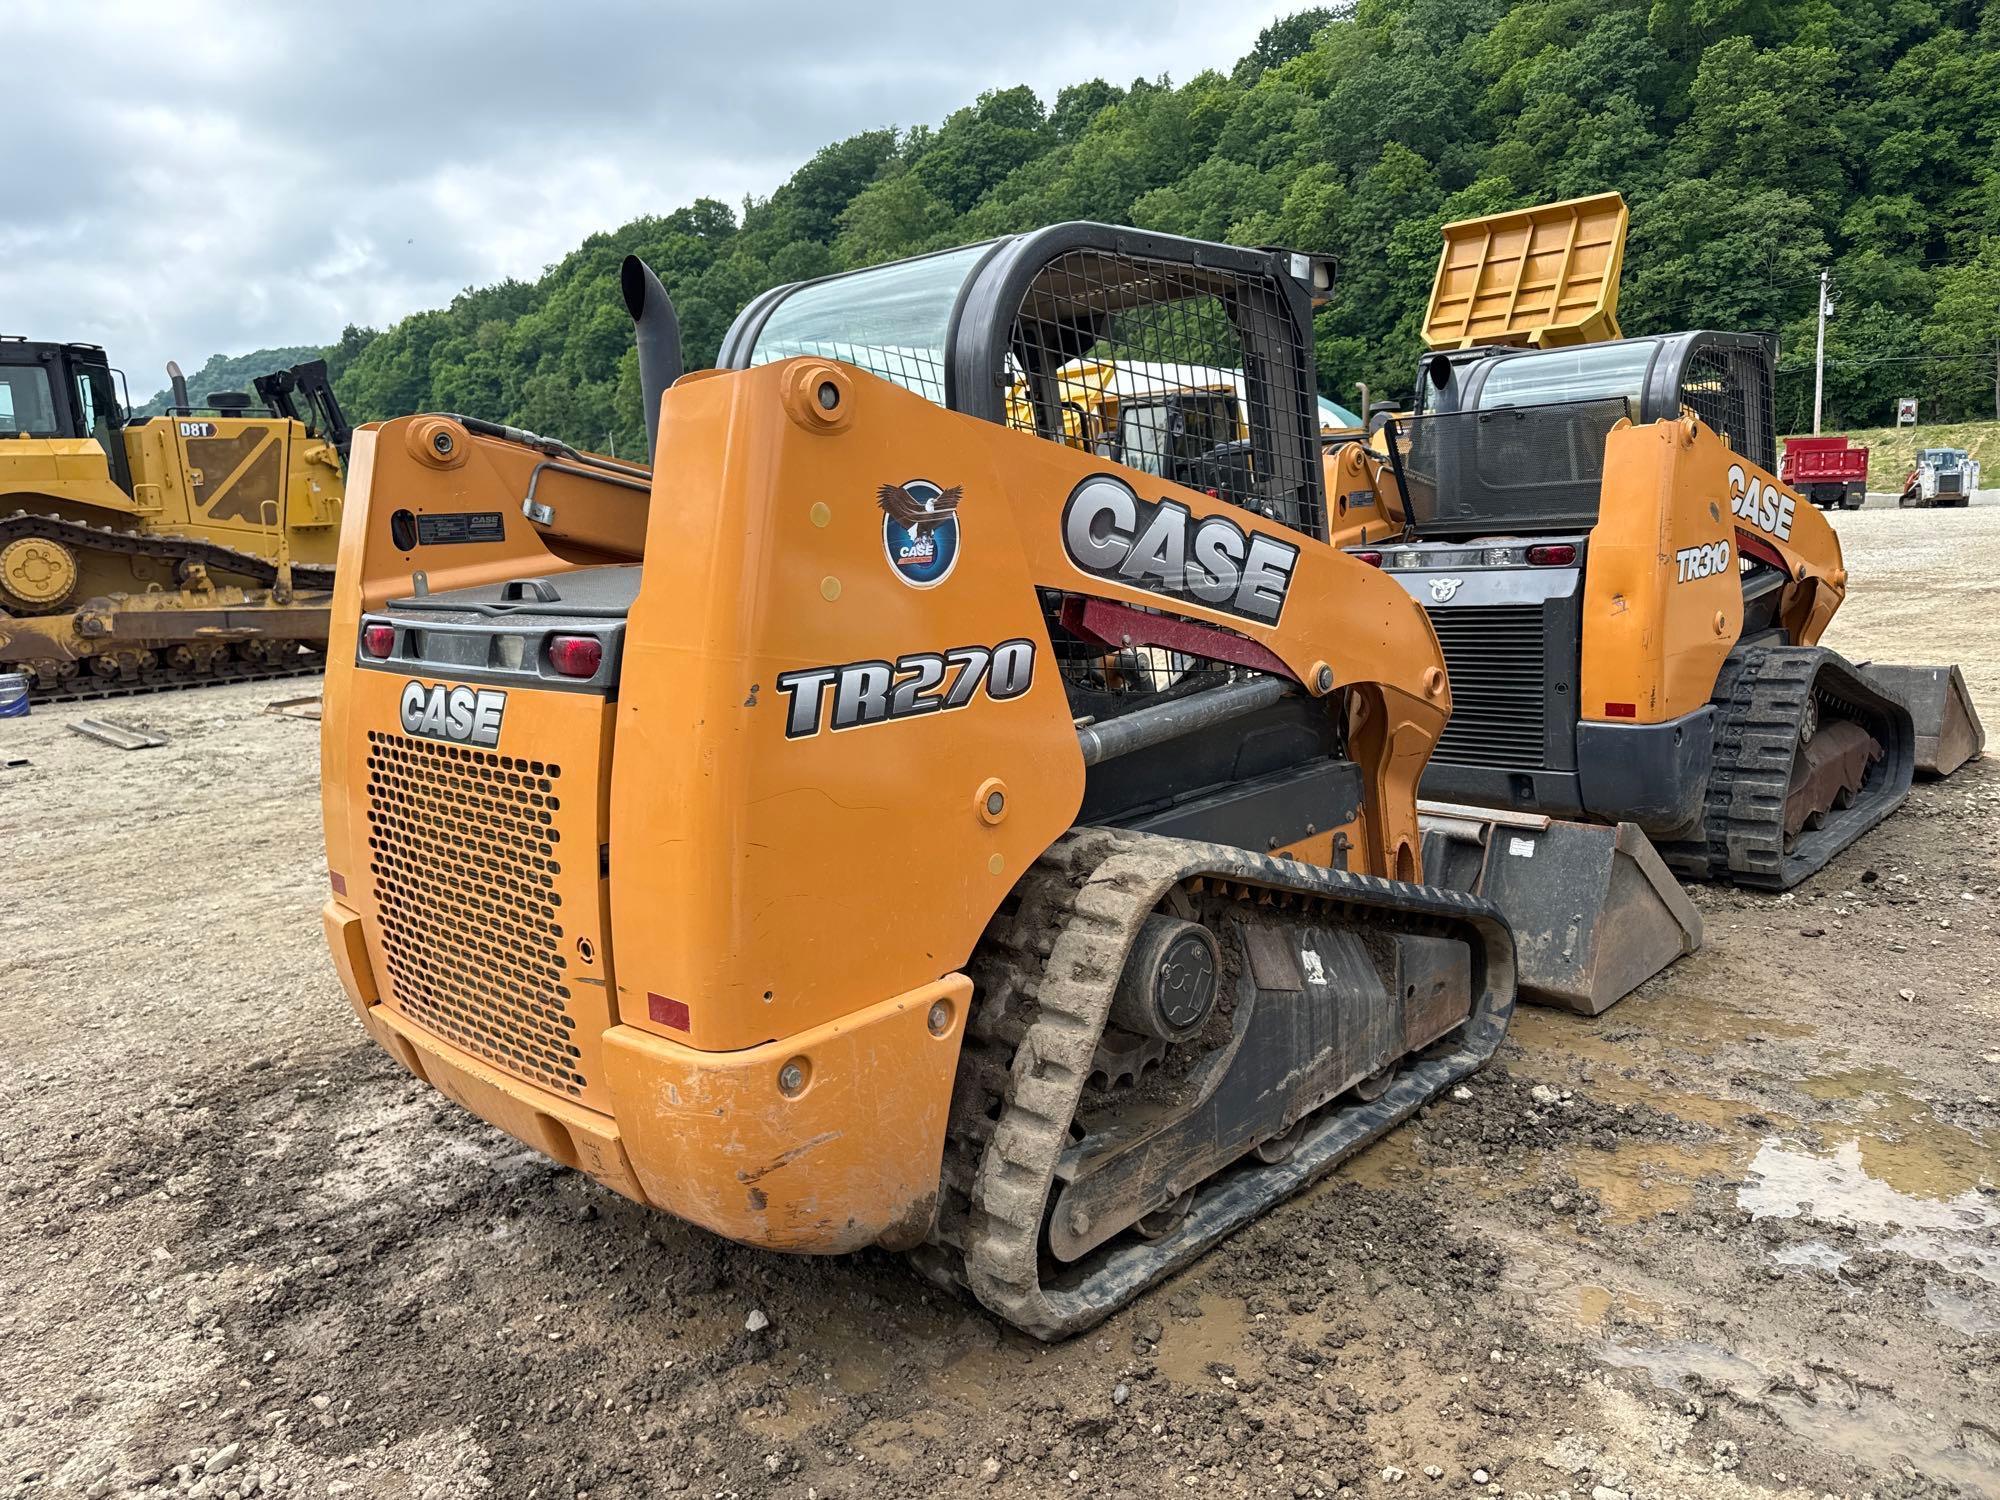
[777,641,1034,738]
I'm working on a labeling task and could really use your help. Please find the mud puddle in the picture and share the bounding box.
[1600,1336,2000,1494]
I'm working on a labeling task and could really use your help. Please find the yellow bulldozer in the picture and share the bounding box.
[0,337,348,701]
[1330,192,1984,890]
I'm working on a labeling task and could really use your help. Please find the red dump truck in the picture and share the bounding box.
[1780,435,1870,510]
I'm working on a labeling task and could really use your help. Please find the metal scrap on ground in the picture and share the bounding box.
[68,718,168,751]
[263,695,324,721]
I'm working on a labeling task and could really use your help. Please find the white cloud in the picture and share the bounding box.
[4,1,1288,389]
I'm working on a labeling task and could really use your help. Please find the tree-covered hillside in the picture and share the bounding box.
[310,0,1999,455]
[132,346,325,417]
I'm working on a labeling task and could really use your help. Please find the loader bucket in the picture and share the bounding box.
[1858,664,1986,778]
[1419,802,1701,1016]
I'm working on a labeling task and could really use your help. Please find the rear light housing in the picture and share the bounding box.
[361,623,394,658]
[1526,543,1577,566]
[1353,549,1383,567]
[548,635,603,679]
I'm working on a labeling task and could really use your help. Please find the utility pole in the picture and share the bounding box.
[1812,268,1831,436]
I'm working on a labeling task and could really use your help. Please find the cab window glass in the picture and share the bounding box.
[0,365,59,436]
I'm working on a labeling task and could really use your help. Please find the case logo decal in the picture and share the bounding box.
[1728,463,1796,542]
[877,479,963,587]
[1061,474,1296,626]
[1427,576,1464,603]
[777,641,1034,738]
[399,679,505,748]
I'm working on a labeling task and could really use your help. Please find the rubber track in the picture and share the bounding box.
[917,827,1515,1340]
[0,511,336,596]
[1659,645,1914,891]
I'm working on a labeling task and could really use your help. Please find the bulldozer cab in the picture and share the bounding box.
[0,340,127,439]
[0,339,131,481]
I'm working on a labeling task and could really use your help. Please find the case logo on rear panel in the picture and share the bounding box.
[877,479,963,587]
[399,679,506,748]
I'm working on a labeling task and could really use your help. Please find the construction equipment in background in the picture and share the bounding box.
[1422,192,1628,350]
[1781,435,1870,510]
[318,222,1710,1339]
[0,338,348,702]
[1900,447,1979,508]
[1335,192,1983,894]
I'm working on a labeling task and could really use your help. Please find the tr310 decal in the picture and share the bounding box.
[1675,539,1731,582]
[777,641,1034,738]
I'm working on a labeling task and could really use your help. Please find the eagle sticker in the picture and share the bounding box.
[877,479,963,587]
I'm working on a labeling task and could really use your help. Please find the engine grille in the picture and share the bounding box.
[1938,472,1963,495]
[364,731,588,1099]
[1425,604,1549,769]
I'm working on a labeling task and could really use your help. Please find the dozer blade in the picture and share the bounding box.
[1419,801,1701,1016]
[1858,664,1986,778]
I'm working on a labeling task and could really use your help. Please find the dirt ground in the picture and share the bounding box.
[3,499,1996,1500]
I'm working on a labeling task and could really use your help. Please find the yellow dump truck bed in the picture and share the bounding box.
[1423,192,1628,350]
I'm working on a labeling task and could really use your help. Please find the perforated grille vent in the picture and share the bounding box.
[1424,604,1549,770]
[364,732,586,1098]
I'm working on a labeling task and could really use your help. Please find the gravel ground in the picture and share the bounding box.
[3,507,1996,1500]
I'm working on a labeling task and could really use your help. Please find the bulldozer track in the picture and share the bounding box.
[1661,645,1915,891]
[0,510,337,598]
[913,827,1514,1339]
[29,656,323,707]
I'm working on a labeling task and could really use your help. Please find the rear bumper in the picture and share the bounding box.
[1420,706,1712,836]
[323,899,969,1254]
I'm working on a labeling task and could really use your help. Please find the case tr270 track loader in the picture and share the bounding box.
[319,225,1695,1337]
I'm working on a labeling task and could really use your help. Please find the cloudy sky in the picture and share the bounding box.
[7,1,1282,393]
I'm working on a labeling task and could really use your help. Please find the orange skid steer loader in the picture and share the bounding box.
[320,228,1683,1335]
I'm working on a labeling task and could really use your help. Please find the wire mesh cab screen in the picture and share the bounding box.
[1391,397,1631,536]
[990,246,1325,538]
[722,225,1328,543]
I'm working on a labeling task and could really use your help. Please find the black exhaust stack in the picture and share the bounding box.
[620,255,683,462]
[167,360,189,413]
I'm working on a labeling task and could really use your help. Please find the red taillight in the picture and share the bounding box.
[361,623,393,658]
[548,635,603,678]
[1527,543,1577,566]
[1354,550,1383,567]
[1605,702,1637,719]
